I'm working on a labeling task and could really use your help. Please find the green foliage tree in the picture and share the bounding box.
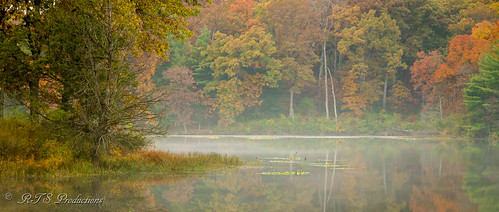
[0,0,51,120]
[202,26,282,126]
[464,40,499,137]
[40,0,203,167]
[390,0,450,65]
[193,27,215,89]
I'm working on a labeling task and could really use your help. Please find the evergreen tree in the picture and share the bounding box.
[464,40,499,137]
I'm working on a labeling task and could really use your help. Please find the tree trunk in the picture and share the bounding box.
[183,121,188,134]
[437,87,443,119]
[289,91,295,121]
[323,42,329,120]
[61,83,71,111]
[28,77,39,121]
[382,73,388,111]
[92,138,101,168]
[327,68,338,122]
[0,87,4,119]
[211,21,217,41]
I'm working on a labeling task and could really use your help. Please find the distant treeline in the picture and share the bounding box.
[154,0,498,137]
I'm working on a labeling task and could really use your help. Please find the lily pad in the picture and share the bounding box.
[259,171,310,176]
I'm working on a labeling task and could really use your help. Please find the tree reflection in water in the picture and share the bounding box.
[1,138,497,211]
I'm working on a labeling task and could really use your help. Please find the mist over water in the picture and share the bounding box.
[151,136,496,211]
[1,136,497,211]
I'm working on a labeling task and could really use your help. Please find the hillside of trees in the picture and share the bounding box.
[154,0,499,137]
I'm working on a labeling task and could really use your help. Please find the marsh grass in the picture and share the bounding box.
[100,150,241,173]
[0,118,241,178]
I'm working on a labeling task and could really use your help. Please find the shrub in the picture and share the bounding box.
[0,118,73,177]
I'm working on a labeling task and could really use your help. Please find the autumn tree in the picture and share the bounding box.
[39,0,204,167]
[446,0,498,36]
[228,0,260,34]
[388,81,414,113]
[201,26,282,126]
[410,50,445,118]
[189,0,260,38]
[188,0,231,40]
[265,0,319,120]
[161,67,200,133]
[340,71,366,116]
[435,35,489,113]
[338,10,405,116]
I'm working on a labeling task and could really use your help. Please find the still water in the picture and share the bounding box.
[1,136,497,211]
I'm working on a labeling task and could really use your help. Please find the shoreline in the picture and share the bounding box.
[154,134,475,141]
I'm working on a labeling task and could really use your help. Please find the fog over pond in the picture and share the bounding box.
[3,136,496,211]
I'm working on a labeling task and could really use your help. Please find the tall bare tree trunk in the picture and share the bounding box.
[436,87,443,119]
[382,73,388,111]
[289,91,295,121]
[327,68,338,122]
[323,42,329,120]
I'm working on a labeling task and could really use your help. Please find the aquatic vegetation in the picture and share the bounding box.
[259,171,310,176]
[268,160,299,164]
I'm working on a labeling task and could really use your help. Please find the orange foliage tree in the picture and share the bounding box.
[265,0,320,120]
[412,21,498,116]
[410,50,445,117]
[435,34,489,113]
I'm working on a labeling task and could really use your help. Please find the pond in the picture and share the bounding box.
[1,136,498,211]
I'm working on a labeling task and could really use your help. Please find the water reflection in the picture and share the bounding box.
[154,137,495,211]
[1,137,497,211]
[0,174,196,211]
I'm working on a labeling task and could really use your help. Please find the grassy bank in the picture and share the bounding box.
[188,113,426,136]
[180,112,494,138]
[0,118,241,178]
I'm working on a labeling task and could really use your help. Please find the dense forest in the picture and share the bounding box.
[154,0,499,137]
[1,0,498,139]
